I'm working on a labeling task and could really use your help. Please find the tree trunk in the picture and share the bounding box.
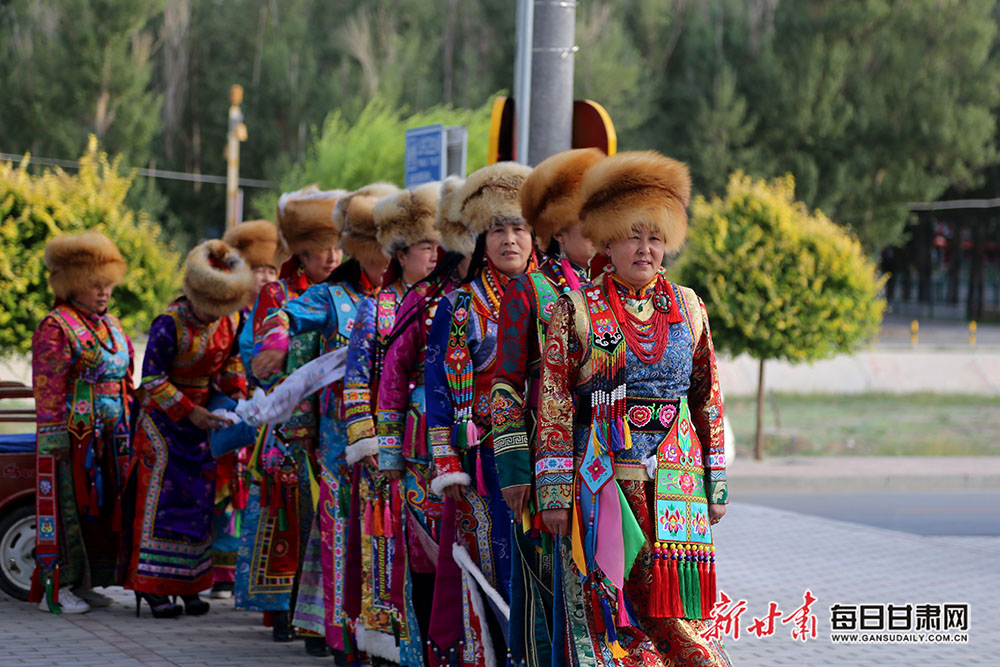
[916,212,933,303]
[754,358,766,461]
[946,218,963,304]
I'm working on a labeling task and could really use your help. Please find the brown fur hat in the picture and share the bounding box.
[520,148,605,247]
[44,231,127,300]
[457,162,533,237]
[436,176,475,256]
[183,239,255,318]
[277,185,346,256]
[374,182,442,255]
[333,183,400,266]
[578,150,692,253]
[222,219,287,270]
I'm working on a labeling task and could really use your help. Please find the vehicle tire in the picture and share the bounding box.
[0,503,35,601]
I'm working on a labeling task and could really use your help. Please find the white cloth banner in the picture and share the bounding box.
[228,346,348,427]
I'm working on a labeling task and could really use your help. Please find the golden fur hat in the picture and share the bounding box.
[276,185,346,256]
[183,239,255,318]
[44,231,127,300]
[457,162,533,237]
[333,182,400,265]
[436,176,474,256]
[374,182,442,255]
[222,219,287,270]
[578,150,692,253]
[520,148,605,247]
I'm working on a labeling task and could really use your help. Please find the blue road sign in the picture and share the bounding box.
[405,124,446,188]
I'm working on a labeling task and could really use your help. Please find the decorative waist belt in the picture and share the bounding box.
[624,396,681,434]
[574,456,652,482]
[172,376,211,388]
[94,380,125,396]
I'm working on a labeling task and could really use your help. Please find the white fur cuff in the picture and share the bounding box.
[431,471,471,497]
[345,437,379,465]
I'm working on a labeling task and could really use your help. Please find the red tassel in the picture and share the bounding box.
[668,547,682,617]
[373,496,384,537]
[699,553,708,617]
[591,587,606,634]
[475,447,488,496]
[383,498,394,538]
[28,566,42,604]
[364,500,374,535]
[616,587,629,627]
[650,544,664,618]
[708,554,717,615]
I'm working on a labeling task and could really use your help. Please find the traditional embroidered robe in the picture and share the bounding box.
[122,297,245,596]
[536,273,731,666]
[259,278,371,652]
[32,303,133,600]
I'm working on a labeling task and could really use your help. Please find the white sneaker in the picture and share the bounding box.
[72,587,113,608]
[37,587,90,614]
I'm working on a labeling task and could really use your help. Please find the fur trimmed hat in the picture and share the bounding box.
[333,183,400,266]
[436,176,474,256]
[578,150,692,253]
[183,239,255,318]
[457,162,533,237]
[374,182,442,255]
[277,185,346,256]
[44,231,127,300]
[520,148,605,247]
[222,219,287,270]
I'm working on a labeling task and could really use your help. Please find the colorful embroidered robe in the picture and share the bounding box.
[425,268,517,667]
[235,266,318,615]
[122,297,246,596]
[259,278,371,652]
[31,303,133,600]
[536,274,730,667]
[491,257,590,666]
[372,277,462,664]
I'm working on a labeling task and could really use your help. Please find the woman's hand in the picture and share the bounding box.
[189,405,231,431]
[441,483,464,501]
[383,469,403,481]
[252,349,286,379]
[541,508,571,536]
[502,484,531,518]
[709,503,727,525]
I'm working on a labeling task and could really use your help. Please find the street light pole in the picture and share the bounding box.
[225,84,247,229]
[527,0,577,165]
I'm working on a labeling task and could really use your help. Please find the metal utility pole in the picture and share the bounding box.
[526,0,577,165]
[513,0,534,165]
[225,84,247,229]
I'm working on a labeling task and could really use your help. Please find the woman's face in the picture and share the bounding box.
[397,241,439,284]
[360,252,390,287]
[554,221,596,268]
[300,245,342,283]
[605,225,666,289]
[73,283,113,314]
[252,266,279,295]
[485,218,532,278]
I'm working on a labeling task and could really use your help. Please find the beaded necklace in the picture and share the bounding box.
[481,258,510,319]
[605,273,673,364]
[71,303,118,354]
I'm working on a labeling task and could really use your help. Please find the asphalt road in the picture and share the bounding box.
[737,490,1000,536]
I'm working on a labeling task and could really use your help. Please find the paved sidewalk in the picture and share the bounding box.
[2,502,997,665]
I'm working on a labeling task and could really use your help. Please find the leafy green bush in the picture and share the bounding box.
[0,137,181,357]
[253,95,495,215]
[676,172,885,458]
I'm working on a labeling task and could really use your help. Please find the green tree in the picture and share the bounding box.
[676,172,885,460]
[254,96,496,214]
[0,137,181,357]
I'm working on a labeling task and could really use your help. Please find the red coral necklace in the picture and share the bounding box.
[605,274,672,364]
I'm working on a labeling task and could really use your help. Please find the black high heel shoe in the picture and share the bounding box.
[181,594,210,616]
[134,592,182,619]
[272,610,295,642]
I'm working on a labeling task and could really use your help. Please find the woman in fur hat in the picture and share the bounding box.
[209,219,285,601]
[535,151,731,665]
[422,162,537,666]
[30,231,133,614]
[489,147,605,663]
[254,182,398,659]
[233,187,343,643]
[338,182,443,666]
[121,240,253,619]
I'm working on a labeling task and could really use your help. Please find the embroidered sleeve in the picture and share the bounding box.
[535,295,583,510]
[425,293,464,481]
[690,295,727,504]
[141,314,195,421]
[344,298,377,460]
[217,317,248,400]
[125,330,136,407]
[376,290,425,472]
[31,316,72,456]
[491,276,535,490]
